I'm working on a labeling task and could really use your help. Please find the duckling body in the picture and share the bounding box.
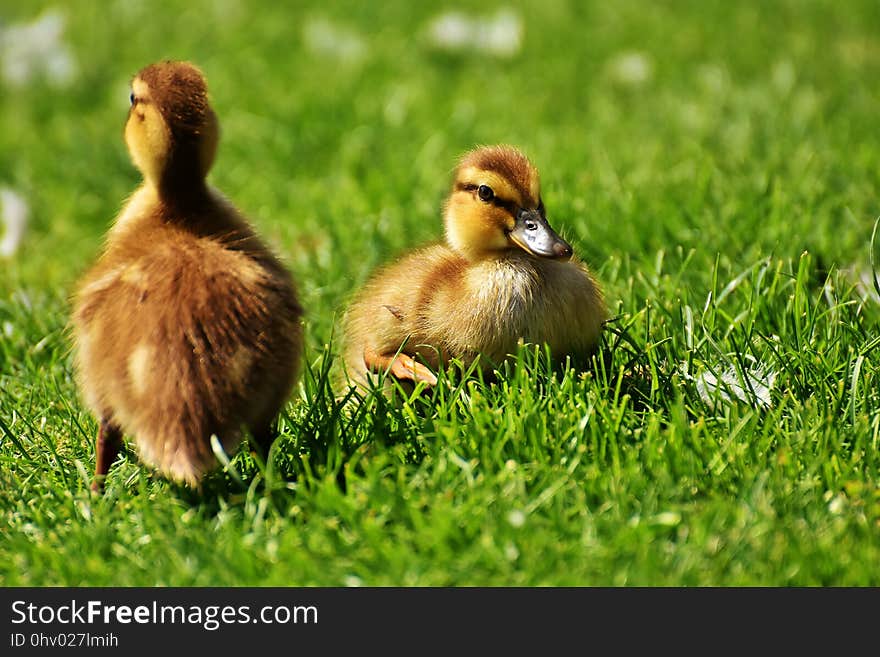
[343,145,606,388]
[72,62,302,488]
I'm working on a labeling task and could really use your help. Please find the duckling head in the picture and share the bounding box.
[443,145,573,261]
[124,60,219,192]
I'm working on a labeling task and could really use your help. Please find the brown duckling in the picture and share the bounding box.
[72,61,303,490]
[342,144,606,389]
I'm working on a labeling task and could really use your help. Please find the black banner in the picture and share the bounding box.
[0,587,874,652]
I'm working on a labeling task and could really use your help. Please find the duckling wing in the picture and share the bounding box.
[342,244,464,383]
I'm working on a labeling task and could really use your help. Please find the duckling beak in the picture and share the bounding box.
[509,209,573,260]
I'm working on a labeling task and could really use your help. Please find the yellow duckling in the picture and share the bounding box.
[342,144,607,389]
[72,61,303,490]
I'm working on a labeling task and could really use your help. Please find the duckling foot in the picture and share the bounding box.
[91,418,123,493]
[364,347,438,386]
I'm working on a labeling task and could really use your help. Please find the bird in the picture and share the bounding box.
[71,61,303,490]
[341,144,606,390]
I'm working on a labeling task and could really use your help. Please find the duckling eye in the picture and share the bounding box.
[129,92,135,105]
[478,185,494,202]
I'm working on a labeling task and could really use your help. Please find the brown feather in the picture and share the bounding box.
[458,145,540,207]
[72,61,302,487]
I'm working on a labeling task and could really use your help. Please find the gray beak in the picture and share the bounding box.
[508,209,573,260]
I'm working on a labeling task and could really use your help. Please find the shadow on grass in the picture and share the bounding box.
[141,319,670,512]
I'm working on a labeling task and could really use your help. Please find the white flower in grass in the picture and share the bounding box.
[826,493,846,515]
[847,264,880,305]
[479,9,523,58]
[427,11,471,50]
[0,188,29,257]
[0,10,77,87]
[302,17,367,63]
[506,509,526,528]
[650,511,681,527]
[607,51,653,86]
[426,9,523,58]
[681,357,777,409]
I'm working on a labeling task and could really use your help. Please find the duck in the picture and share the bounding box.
[72,61,303,490]
[342,144,607,390]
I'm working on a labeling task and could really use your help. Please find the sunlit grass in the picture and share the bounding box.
[1,0,879,585]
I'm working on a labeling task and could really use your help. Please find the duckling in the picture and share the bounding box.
[342,144,607,389]
[72,61,303,490]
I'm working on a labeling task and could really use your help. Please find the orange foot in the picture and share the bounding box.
[364,347,438,386]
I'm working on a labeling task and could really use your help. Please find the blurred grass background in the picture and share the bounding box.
[4,0,879,333]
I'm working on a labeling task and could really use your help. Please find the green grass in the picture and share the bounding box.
[2,0,879,585]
